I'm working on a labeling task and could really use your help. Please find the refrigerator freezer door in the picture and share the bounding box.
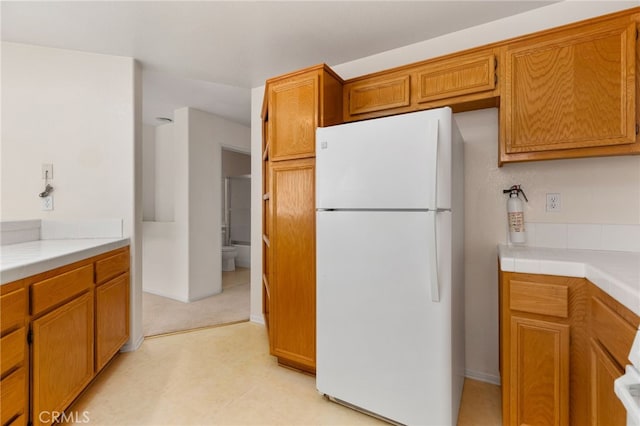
[316,108,452,210]
[316,210,453,425]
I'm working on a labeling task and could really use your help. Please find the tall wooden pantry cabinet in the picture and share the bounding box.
[262,64,342,373]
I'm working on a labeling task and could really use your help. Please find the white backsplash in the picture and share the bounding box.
[0,220,41,245]
[0,219,123,245]
[517,222,640,252]
[41,219,123,239]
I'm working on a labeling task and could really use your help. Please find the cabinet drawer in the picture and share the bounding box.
[509,280,568,318]
[346,74,410,116]
[31,264,93,316]
[591,296,637,367]
[0,288,26,334]
[0,327,25,377]
[0,367,26,425]
[95,250,129,284]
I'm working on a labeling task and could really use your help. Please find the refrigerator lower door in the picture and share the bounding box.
[316,210,454,426]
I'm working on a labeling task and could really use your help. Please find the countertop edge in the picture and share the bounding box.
[498,244,640,318]
[1,238,130,285]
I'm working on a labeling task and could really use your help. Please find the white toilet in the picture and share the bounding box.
[221,229,238,271]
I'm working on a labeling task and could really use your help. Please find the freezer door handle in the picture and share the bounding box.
[428,211,440,302]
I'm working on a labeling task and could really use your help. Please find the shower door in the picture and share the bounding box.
[225,176,251,245]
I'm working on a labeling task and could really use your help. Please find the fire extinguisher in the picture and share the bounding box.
[503,185,528,244]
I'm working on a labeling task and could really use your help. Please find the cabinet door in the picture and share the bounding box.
[415,50,497,103]
[269,73,318,161]
[502,18,637,163]
[590,338,626,426]
[1,367,26,425]
[345,73,410,117]
[510,316,570,426]
[32,292,94,426]
[269,158,316,371]
[95,273,129,371]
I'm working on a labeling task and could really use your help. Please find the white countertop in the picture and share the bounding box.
[1,238,130,285]
[499,244,640,317]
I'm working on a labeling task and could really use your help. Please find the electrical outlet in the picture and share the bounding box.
[41,195,53,211]
[42,164,53,179]
[546,193,561,212]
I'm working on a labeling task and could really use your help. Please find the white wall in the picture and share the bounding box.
[250,86,265,323]
[187,107,251,300]
[142,124,156,221]
[2,42,143,349]
[154,123,176,222]
[142,107,250,302]
[249,2,640,382]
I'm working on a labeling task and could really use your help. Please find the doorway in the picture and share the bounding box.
[141,131,252,337]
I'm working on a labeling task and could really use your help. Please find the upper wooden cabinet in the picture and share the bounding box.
[345,72,411,117]
[343,48,501,122]
[268,65,343,161]
[415,49,498,104]
[500,16,639,164]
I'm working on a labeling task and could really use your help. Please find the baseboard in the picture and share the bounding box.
[464,369,501,386]
[250,314,265,325]
[142,287,190,303]
[120,334,144,352]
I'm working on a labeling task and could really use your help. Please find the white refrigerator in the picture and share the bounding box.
[316,107,465,426]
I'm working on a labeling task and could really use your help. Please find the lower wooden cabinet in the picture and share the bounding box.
[500,270,640,426]
[590,338,627,426]
[1,246,129,425]
[0,281,28,426]
[509,316,569,426]
[31,292,94,426]
[95,273,130,371]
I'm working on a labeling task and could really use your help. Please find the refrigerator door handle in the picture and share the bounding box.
[428,210,440,302]
[427,119,439,209]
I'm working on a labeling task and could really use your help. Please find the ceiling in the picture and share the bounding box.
[1,1,560,126]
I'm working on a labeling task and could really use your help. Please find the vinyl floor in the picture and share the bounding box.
[65,321,501,425]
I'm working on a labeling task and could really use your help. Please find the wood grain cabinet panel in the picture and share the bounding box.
[95,249,129,284]
[269,158,316,371]
[31,292,94,426]
[1,327,26,377]
[31,264,93,316]
[95,273,130,372]
[590,296,638,368]
[501,18,638,163]
[1,367,26,425]
[590,338,626,426]
[1,282,28,425]
[509,280,568,318]
[510,316,570,426]
[269,74,318,161]
[346,74,410,116]
[1,287,26,334]
[416,51,496,103]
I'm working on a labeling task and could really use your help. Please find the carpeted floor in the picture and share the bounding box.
[143,267,250,336]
